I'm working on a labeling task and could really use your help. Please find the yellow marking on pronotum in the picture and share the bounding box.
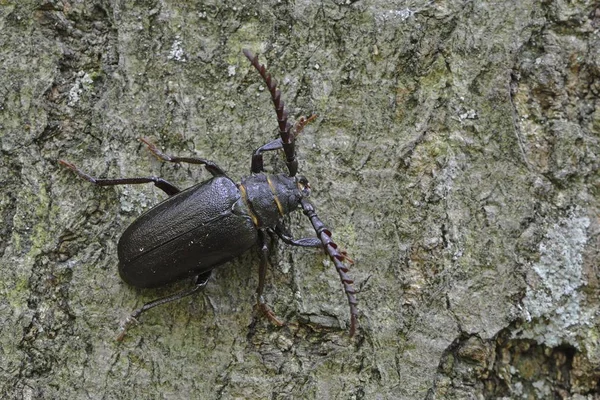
[266,176,285,216]
[238,184,259,226]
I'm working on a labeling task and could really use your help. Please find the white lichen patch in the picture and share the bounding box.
[67,72,94,106]
[375,8,415,23]
[168,39,187,62]
[391,8,415,21]
[520,210,592,347]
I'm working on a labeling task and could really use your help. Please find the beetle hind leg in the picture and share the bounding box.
[255,230,284,327]
[59,160,181,196]
[117,271,211,341]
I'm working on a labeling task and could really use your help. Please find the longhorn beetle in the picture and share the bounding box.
[60,49,358,337]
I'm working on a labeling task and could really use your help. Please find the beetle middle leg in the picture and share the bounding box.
[140,138,226,177]
[59,160,181,196]
[117,271,212,341]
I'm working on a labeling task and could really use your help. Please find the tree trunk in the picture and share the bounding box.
[1,1,598,399]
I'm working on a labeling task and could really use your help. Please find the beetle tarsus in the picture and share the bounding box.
[256,298,285,327]
[116,315,140,342]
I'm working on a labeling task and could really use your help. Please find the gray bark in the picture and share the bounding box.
[1,0,598,399]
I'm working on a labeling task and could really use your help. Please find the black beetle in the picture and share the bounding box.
[60,50,358,337]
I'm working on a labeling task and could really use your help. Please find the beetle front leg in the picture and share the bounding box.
[255,230,284,327]
[59,160,181,196]
[273,224,355,265]
[272,223,322,248]
[117,271,211,341]
[251,139,283,174]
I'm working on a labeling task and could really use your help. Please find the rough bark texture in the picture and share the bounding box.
[1,1,599,399]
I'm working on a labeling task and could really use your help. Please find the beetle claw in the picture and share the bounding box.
[291,114,317,138]
[140,137,171,162]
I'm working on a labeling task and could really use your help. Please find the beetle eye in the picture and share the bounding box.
[296,175,311,196]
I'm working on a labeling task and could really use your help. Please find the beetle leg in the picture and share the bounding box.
[140,138,226,177]
[117,271,211,341]
[250,116,318,174]
[251,138,283,174]
[273,224,355,263]
[256,230,284,327]
[59,160,181,196]
[272,223,322,248]
[299,199,358,337]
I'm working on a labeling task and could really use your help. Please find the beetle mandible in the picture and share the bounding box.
[60,50,358,337]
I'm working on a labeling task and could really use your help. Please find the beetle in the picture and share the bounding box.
[60,49,358,337]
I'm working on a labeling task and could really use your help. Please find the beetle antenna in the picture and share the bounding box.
[300,198,358,337]
[243,49,298,176]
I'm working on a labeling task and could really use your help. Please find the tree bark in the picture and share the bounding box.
[1,1,598,399]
